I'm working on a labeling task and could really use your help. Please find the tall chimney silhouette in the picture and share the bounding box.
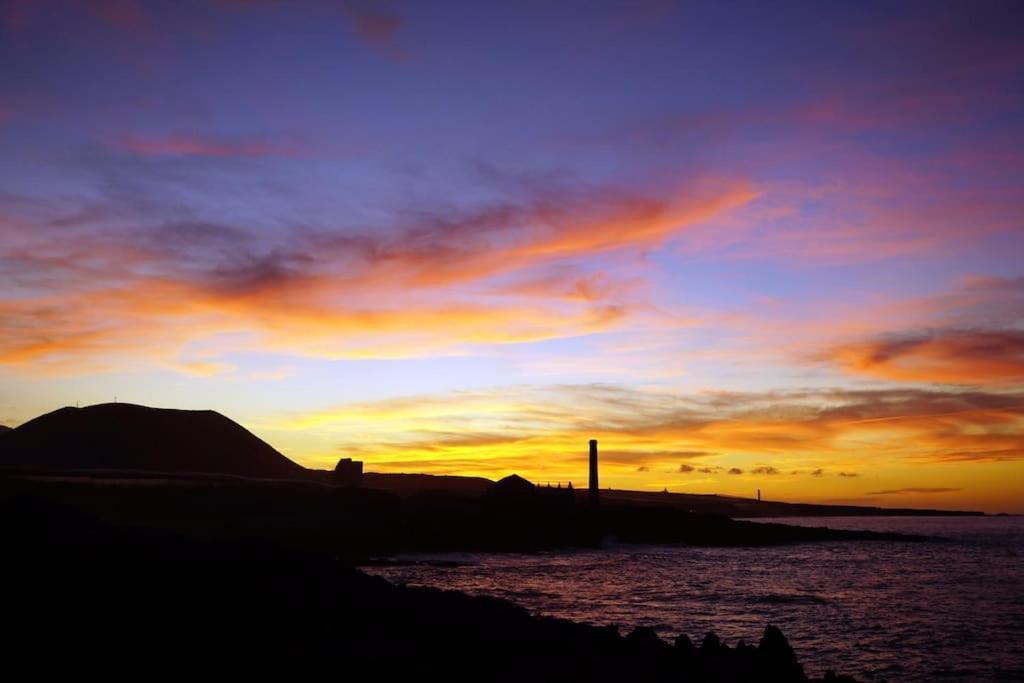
[588,439,599,505]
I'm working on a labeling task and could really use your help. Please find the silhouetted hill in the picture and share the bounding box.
[0,403,305,479]
[0,424,11,432]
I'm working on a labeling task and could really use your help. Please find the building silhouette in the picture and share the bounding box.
[484,475,573,509]
[536,480,574,506]
[588,439,599,506]
[483,438,599,509]
[486,473,535,500]
[334,458,363,487]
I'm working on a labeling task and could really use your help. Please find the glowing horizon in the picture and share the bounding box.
[1,1,1022,512]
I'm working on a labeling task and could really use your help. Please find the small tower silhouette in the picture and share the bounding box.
[334,458,364,487]
[757,488,761,502]
[588,439,599,506]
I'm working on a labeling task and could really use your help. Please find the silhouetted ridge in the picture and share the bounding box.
[0,403,304,479]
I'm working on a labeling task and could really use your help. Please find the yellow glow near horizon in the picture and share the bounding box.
[251,385,1024,513]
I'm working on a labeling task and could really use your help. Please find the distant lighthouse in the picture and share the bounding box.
[588,439,599,506]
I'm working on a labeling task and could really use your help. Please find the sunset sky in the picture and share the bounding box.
[1,0,1022,512]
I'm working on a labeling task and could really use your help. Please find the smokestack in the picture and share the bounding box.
[588,439,599,505]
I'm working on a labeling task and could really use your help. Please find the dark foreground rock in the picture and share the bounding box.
[2,496,856,681]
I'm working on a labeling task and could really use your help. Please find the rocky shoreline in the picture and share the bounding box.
[3,495,868,680]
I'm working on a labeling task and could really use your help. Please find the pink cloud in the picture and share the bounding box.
[83,0,148,35]
[0,0,37,28]
[342,4,401,45]
[213,0,406,58]
[2,0,149,35]
[116,134,303,158]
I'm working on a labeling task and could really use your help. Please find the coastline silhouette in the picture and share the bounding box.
[0,402,987,680]
[0,403,981,517]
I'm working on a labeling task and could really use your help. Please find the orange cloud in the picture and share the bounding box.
[512,187,757,260]
[0,276,629,373]
[867,487,960,496]
[357,182,755,289]
[487,270,638,303]
[826,328,1024,384]
[0,180,752,372]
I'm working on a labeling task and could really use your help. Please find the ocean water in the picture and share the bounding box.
[364,516,1024,682]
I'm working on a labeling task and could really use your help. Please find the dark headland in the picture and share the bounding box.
[0,402,305,478]
[0,403,957,680]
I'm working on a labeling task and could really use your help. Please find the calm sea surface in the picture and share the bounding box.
[364,516,1024,682]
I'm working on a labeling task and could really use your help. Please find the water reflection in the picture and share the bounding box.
[366,517,1024,682]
